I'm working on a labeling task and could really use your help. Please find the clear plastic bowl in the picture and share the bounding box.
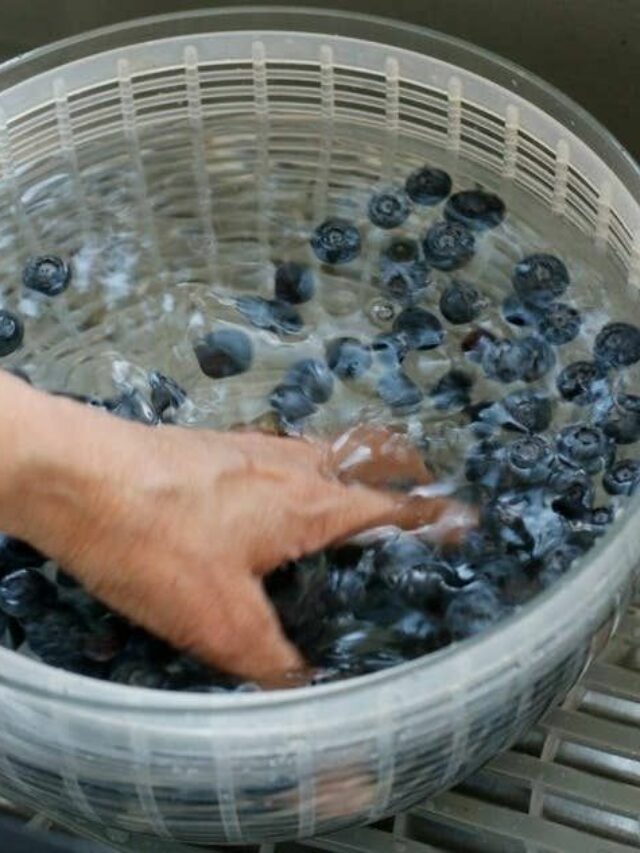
[0,7,639,849]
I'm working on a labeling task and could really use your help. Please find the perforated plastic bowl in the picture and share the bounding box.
[0,8,639,849]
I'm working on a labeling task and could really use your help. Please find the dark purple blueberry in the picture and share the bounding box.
[557,424,611,474]
[269,384,317,423]
[536,542,584,587]
[109,389,158,425]
[445,582,503,640]
[381,238,420,265]
[501,294,538,327]
[149,372,187,415]
[0,569,56,619]
[465,439,506,492]
[600,394,640,444]
[325,337,372,379]
[422,220,475,271]
[405,166,452,206]
[444,189,505,231]
[551,468,594,519]
[0,535,46,575]
[538,302,581,345]
[284,358,334,403]
[83,616,129,663]
[594,322,640,369]
[486,488,567,557]
[23,255,71,296]
[236,296,302,336]
[23,608,91,671]
[376,370,423,412]
[461,327,498,361]
[274,262,315,304]
[482,335,555,383]
[324,569,368,612]
[575,506,614,538]
[439,280,485,325]
[368,186,412,229]
[513,254,569,307]
[371,332,409,369]
[194,328,253,379]
[375,536,455,608]
[505,435,554,483]
[556,361,608,405]
[603,458,640,496]
[430,370,473,410]
[310,218,361,264]
[392,306,444,350]
[476,555,534,605]
[0,310,24,356]
[502,389,553,433]
[380,261,430,304]
[393,611,442,651]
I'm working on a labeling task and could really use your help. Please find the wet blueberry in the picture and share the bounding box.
[557,424,611,474]
[375,535,454,607]
[325,337,372,379]
[513,254,569,306]
[393,611,442,651]
[556,361,608,405]
[392,306,444,350]
[550,468,594,519]
[236,296,302,336]
[310,218,361,264]
[377,370,423,412]
[284,358,334,403]
[269,384,317,424]
[538,302,581,345]
[371,332,409,369]
[485,488,567,557]
[603,458,640,496]
[23,608,91,671]
[83,615,129,664]
[379,257,430,303]
[0,569,56,619]
[536,542,584,587]
[274,262,315,304]
[149,371,187,416]
[599,394,640,444]
[501,294,538,327]
[461,327,498,362]
[430,369,473,410]
[405,166,452,206]
[482,335,555,383]
[324,569,368,613]
[109,389,158,425]
[368,186,412,229]
[445,189,505,231]
[439,280,485,325]
[576,506,614,538]
[505,435,554,483]
[502,389,553,433]
[381,238,420,266]
[423,220,475,271]
[23,255,71,296]
[194,328,253,379]
[445,581,503,640]
[594,322,640,369]
[0,535,46,575]
[0,310,24,356]
[465,439,506,492]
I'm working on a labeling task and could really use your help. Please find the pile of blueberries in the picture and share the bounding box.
[2,165,640,691]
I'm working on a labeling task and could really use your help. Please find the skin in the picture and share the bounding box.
[0,371,474,686]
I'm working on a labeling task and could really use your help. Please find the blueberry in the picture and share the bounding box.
[236,296,302,336]
[603,458,640,496]
[269,384,317,424]
[367,186,412,229]
[23,608,90,671]
[23,255,71,296]
[194,328,253,379]
[501,294,538,327]
[556,361,608,405]
[375,535,455,608]
[536,542,584,587]
[0,310,24,356]
[486,488,567,557]
[379,257,430,303]
[108,389,158,425]
[310,218,361,264]
[600,394,640,444]
[594,322,640,369]
[538,302,581,345]
[377,370,423,412]
[575,506,614,538]
[324,569,368,612]
[109,656,168,688]
[284,358,334,403]
[422,220,475,271]
[392,306,444,350]
[83,616,129,663]
[430,369,473,410]
[274,261,315,304]
[371,332,409,368]
[0,535,46,575]
[513,254,569,306]
[393,611,443,651]
[445,581,503,640]
[461,327,498,362]
[502,389,553,433]
[439,280,484,325]
[505,435,554,483]
[325,337,372,379]
[149,371,187,415]
[445,190,506,231]
[465,439,506,492]
[550,469,594,519]
[476,555,535,605]
[405,166,452,206]
[557,424,611,474]
[482,335,555,383]
[0,569,56,619]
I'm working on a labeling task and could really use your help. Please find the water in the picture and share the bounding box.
[0,113,639,688]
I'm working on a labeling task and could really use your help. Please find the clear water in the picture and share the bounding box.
[1,113,638,688]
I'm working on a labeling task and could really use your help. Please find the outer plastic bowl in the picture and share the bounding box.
[0,8,639,848]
